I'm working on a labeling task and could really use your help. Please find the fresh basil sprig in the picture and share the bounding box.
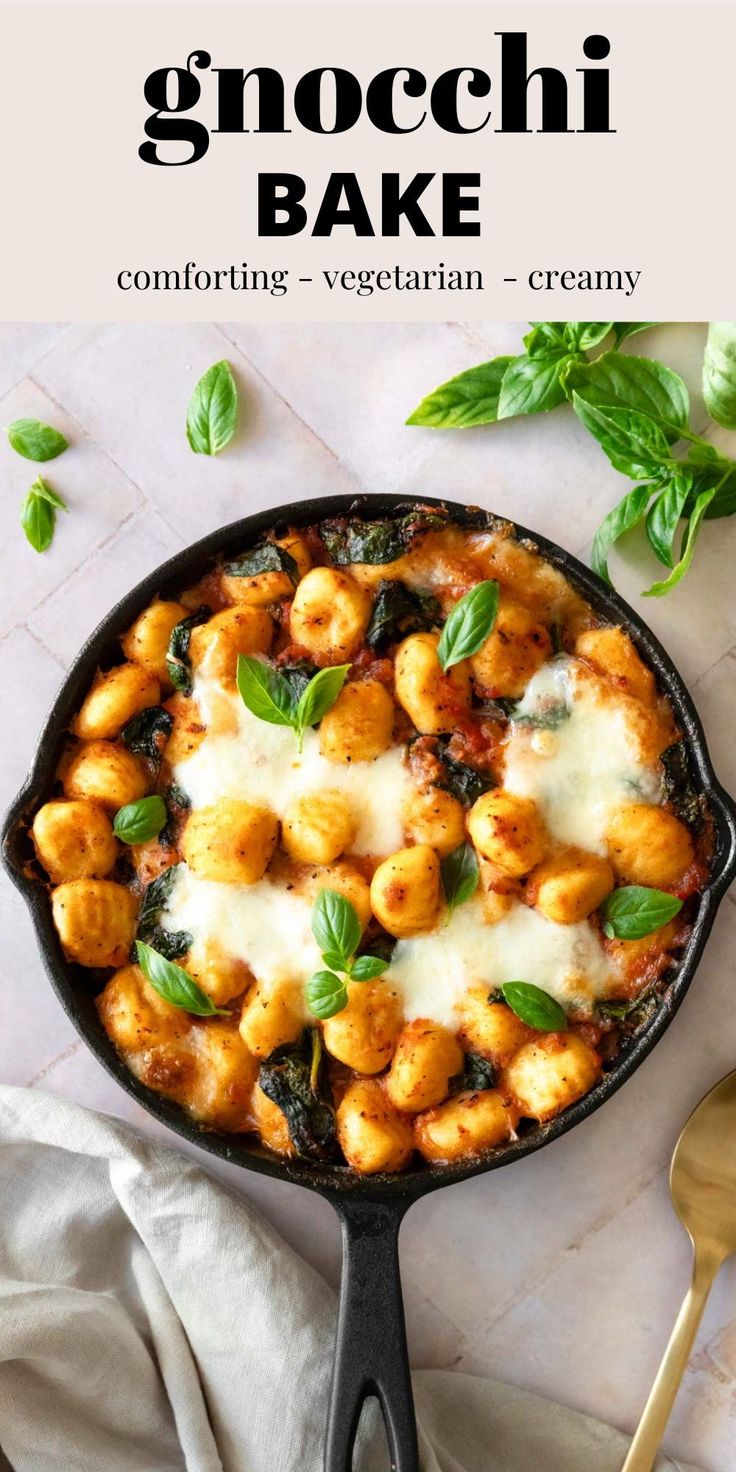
[599,886,683,940]
[186,360,238,455]
[441,841,479,923]
[113,795,167,844]
[20,476,68,553]
[135,940,229,1016]
[496,981,567,1032]
[7,417,69,461]
[407,322,736,597]
[437,580,499,671]
[306,890,389,1020]
[236,655,349,752]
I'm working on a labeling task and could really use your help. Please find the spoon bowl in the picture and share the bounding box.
[670,1068,736,1258]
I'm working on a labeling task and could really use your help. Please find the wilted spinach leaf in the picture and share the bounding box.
[258,1029,337,1161]
[165,606,210,696]
[121,705,173,762]
[224,542,299,582]
[660,741,701,829]
[279,659,320,702]
[598,987,660,1031]
[435,746,495,806]
[320,510,443,566]
[510,702,570,731]
[366,580,439,649]
[136,863,192,961]
[450,1052,497,1094]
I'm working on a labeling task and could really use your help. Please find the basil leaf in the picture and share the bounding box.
[136,940,228,1016]
[349,954,390,981]
[523,324,568,359]
[7,417,68,461]
[441,841,479,921]
[311,889,361,969]
[572,322,614,351]
[406,357,514,429]
[320,510,443,566]
[121,705,173,762]
[20,476,68,553]
[236,654,296,728]
[497,354,571,419]
[437,580,499,672]
[450,1051,497,1094]
[572,395,673,480]
[366,580,439,649]
[165,606,210,696]
[224,542,299,582]
[186,360,238,455]
[600,886,683,940]
[591,484,652,584]
[645,473,692,568]
[136,864,192,961]
[113,795,167,844]
[306,970,348,1021]
[703,322,736,429]
[643,486,716,596]
[500,982,567,1032]
[294,665,350,745]
[563,354,689,441]
[258,1029,337,1158]
[612,323,658,347]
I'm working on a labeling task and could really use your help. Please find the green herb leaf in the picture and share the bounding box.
[511,702,569,731]
[703,322,736,429]
[306,970,349,1020]
[311,889,361,970]
[432,746,495,807]
[500,981,567,1032]
[406,357,514,429]
[366,581,439,649]
[571,395,673,480]
[165,606,210,696]
[570,322,614,351]
[320,510,443,566]
[258,1029,337,1158]
[186,360,238,456]
[497,354,571,419]
[612,323,659,347]
[591,484,652,584]
[437,580,499,671]
[441,841,479,922]
[660,741,701,829]
[121,705,174,763]
[600,886,683,940]
[113,795,167,844]
[236,654,296,728]
[136,864,192,961]
[645,473,693,568]
[224,542,299,582]
[644,486,716,596]
[564,353,689,441]
[7,417,69,461]
[135,940,228,1016]
[20,476,68,553]
[278,659,320,702]
[349,954,390,981]
[294,665,350,747]
[449,1051,497,1094]
[523,324,569,360]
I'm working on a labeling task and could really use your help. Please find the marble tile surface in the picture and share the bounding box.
[1,321,735,1469]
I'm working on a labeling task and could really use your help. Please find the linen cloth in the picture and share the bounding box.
[0,1085,702,1472]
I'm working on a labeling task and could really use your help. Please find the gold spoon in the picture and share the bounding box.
[622,1068,736,1471]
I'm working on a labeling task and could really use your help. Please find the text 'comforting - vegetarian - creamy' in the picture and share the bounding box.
[32,508,708,1175]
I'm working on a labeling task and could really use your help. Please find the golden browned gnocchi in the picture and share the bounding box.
[29,509,705,1175]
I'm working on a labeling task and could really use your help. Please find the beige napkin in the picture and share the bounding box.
[0,1085,702,1472]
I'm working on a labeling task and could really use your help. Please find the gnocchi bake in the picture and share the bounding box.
[30,506,709,1174]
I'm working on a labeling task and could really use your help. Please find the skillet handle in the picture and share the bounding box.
[324,1195,418,1472]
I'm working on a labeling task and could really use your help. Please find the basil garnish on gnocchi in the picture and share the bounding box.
[30,506,707,1171]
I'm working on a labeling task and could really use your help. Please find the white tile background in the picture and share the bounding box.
[1,321,735,1469]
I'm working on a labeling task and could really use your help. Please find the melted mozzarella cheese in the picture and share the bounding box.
[166,865,319,999]
[502,658,661,854]
[174,676,412,857]
[389,895,614,1027]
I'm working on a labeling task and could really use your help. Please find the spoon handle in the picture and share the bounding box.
[621,1247,719,1472]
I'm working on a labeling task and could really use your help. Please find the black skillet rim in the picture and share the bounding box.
[3,491,736,1204]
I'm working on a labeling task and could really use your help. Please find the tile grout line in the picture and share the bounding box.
[28,369,151,508]
[22,505,146,629]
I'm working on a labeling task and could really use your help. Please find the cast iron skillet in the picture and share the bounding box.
[4,492,736,1472]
